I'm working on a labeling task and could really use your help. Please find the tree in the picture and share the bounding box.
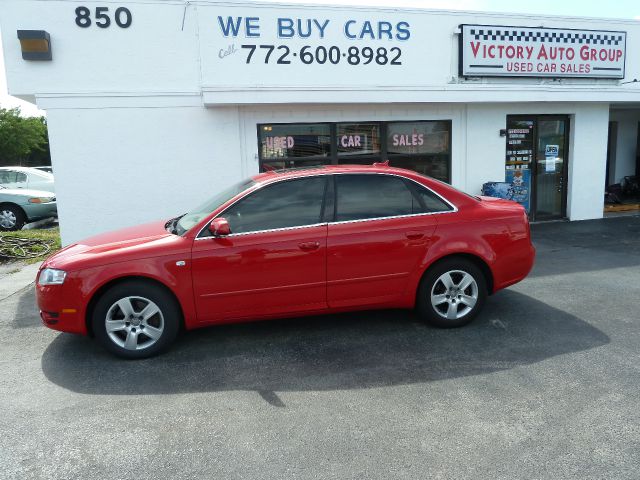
[0,107,50,167]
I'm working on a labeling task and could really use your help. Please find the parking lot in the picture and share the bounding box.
[1,216,639,479]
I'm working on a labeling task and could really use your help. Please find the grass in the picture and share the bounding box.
[0,227,62,264]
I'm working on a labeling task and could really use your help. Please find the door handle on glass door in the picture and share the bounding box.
[298,241,320,251]
[405,231,424,240]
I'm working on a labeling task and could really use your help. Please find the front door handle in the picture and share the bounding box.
[298,241,320,252]
[405,231,424,240]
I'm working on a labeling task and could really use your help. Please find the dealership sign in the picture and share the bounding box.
[460,24,626,78]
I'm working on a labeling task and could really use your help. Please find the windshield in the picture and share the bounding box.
[175,178,256,235]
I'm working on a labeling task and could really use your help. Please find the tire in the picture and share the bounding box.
[416,258,487,328]
[0,204,26,231]
[92,280,181,359]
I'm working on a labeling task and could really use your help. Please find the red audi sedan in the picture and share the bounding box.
[36,164,535,359]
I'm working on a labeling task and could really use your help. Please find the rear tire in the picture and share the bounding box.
[417,258,487,328]
[0,204,26,231]
[92,280,181,359]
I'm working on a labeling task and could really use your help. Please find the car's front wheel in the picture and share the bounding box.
[0,204,26,231]
[417,258,487,328]
[92,281,181,359]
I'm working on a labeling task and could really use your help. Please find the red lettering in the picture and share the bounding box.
[537,44,548,60]
[470,41,481,58]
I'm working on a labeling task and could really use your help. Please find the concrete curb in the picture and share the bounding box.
[0,262,41,301]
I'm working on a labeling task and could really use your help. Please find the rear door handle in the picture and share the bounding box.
[298,241,321,251]
[405,231,424,240]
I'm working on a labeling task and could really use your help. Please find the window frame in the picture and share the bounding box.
[196,173,457,239]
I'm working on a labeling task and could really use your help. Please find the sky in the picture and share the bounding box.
[1,0,639,117]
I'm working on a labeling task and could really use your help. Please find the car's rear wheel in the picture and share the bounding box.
[0,204,26,231]
[417,258,487,328]
[92,281,181,359]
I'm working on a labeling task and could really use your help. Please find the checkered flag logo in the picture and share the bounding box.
[469,28,624,46]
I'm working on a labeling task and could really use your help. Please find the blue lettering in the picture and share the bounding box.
[278,18,295,38]
[314,19,330,39]
[298,19,312,38]
[360,21,374,39]
[396,21,410,41]
[378,21,393,40]
[217,16,243,37]
[245,17,260,38]
[344,20,357,39]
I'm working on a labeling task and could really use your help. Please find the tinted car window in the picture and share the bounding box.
[412,185,453,213]
[15,172,27,183]
[224,177,326,234]
[335,174,416,221]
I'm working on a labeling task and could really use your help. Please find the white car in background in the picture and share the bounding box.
[0,167,55,193]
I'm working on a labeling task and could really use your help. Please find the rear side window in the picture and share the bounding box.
[412,184,453,213]
[223,176,326,234]
[335,174,417,221]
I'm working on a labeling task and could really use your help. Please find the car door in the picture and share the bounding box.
[327,173,445,308]
[191,175,329,323]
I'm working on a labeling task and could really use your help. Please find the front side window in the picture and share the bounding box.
[15,172,27,184]
[335,174,419,222]
[176,178,256,235]
[223,177,326,234]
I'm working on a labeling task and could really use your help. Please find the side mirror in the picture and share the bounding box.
[209,217,231,237]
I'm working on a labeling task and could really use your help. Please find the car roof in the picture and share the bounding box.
[250,163,478,207]
[253,164,424,183]
[0,166,53,177]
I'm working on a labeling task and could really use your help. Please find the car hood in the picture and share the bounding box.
[0,187,56,199]
[44,219,187,270]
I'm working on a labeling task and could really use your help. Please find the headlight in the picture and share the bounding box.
[38,268,67,285]
[29,197,55,204]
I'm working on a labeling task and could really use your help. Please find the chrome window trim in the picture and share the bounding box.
[195,171,458,240]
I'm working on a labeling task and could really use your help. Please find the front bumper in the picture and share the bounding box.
[36,274,87,335]
[24,201,58,222]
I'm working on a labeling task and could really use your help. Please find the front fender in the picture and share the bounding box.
[77,255,197,333]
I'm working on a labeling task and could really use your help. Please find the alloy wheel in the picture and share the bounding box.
[105,296,165,351]
[430,270,479,320]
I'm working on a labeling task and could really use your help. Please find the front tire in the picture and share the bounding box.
[92,281,181,359]
[417,258,487,328]
[0,204,26,231]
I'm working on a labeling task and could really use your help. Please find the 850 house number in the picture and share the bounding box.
[75,6,132,28]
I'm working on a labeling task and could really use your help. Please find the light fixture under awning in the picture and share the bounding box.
[17,30,52,61]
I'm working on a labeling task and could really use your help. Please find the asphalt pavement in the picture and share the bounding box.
[1,216,639,479]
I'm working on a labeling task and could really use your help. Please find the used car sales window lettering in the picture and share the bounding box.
[216,16,410,66]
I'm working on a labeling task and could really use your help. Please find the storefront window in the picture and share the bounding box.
[259,123,331,170]
[386,121,451,183]
[257,120,451,182]
[337,123,381,157]
[387,121,450,155]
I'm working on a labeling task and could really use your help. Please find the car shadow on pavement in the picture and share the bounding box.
[40,289,609,397]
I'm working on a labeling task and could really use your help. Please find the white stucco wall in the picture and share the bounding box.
[46,101,244,244]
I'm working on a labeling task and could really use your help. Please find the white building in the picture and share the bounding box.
[1,1,639,244]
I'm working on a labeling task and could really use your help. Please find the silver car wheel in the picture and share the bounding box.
[0,209,17,229]
[430,270,479,320]
[105,296,165,351]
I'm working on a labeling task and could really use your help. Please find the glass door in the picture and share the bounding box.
[505,115,569,221]
[534,117,568,220]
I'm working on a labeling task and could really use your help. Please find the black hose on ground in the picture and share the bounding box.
[0,235,51,260]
